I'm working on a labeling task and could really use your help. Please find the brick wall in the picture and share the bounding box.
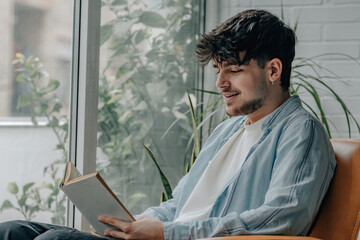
[211,0,360,138]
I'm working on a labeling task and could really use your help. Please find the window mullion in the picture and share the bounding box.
[68,0,101,231]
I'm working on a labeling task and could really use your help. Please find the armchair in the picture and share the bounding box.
[202,139,360,240]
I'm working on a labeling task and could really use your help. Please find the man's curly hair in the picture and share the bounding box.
[196,9,297,91]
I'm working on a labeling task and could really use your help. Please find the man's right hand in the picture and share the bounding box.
[90,225,100,237]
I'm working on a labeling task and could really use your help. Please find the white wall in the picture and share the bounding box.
[210,0,360,139]
[0,120,65,223]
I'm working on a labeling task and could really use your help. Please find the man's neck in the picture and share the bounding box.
[247,92,290,124]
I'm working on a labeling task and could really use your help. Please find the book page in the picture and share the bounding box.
[61,173,134,237]
[60,162,83,187]
[66,162,82,181]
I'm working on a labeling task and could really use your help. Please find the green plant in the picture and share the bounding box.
[96,0,200,212]
[0,53,68,225]
[1,179,66,224]
[1,182,39,220]
[144,91,205,200]
[291,55,360,138]
[2,0,202,220]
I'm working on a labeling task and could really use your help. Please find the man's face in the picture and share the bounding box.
[214,59,269,116]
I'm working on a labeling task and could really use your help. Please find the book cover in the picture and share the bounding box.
[60,162,134,237]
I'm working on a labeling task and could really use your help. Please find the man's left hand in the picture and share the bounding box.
[98,215,164,240]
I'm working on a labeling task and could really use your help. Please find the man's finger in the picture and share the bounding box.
[90,225,100,237]
[104,228,128,239]
[98,216,131,232]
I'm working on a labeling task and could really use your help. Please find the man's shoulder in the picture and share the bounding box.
[267,95,325,132]
[283,106,324,129]
[273,105,330,142]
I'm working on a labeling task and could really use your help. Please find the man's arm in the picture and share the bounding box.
[139,197,177,222]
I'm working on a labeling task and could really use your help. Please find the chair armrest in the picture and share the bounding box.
[200,236,322,240]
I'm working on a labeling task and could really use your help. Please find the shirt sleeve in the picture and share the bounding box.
[162,119,336,239]
[140,198,177,222]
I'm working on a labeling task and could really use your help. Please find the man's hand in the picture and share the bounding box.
[98,215,164,240]
[90,225,100,237]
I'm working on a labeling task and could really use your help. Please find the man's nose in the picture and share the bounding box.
[216,71,230,89]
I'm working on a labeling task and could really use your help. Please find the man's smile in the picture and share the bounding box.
[223,92,239,98]
[221,90,240,102]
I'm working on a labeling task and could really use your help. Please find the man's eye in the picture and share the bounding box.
[231,70,242,73]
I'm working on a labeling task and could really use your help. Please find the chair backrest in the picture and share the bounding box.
[309,139,360,240]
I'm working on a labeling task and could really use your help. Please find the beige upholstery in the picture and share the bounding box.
[201,139,360,240]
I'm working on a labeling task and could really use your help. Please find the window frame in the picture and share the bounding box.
[68,0,101,230]
[68,0,208,231]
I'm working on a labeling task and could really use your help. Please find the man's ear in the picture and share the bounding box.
[267,58,282,82]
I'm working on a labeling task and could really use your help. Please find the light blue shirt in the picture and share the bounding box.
[141,95,336,239]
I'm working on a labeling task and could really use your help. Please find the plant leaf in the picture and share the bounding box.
[23,182,35,194]
[18,195,27,207]
[294,68,359,137]
[100,24,113,46]
[111,0,127,6]
[7,182,19,194]
[143,144,173,200]
[51,102,62,113]
[160,192,167,203]
[187,93,200,157]
[0,200,14,211]
[294,78,332,138]
[29,205,40,217]
[16,74,27,82]
[40,79,59,94]
[16,93,31,109]
[107,94,123,104]
[113,20,135,37]
[139,11,167,28]
[134,30,146,44]
[16,53,25,61]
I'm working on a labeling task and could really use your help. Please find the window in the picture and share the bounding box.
[96,0,202,215]
[0,0,72,225]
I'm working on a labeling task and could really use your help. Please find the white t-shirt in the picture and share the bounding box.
[175,117,266,222]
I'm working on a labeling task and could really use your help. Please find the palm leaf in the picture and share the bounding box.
[294,70,357,137]
[187,92,200,157]
[143,144,173,200]
[294,78,332,137]
[291,55,360,137]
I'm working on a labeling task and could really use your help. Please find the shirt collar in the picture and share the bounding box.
[261,95,302,130]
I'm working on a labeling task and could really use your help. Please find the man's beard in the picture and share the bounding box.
[226,97,264,116]
[226,76,268,116]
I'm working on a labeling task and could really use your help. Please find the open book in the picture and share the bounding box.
[60,162,134,237]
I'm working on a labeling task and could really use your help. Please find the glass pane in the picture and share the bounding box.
[0,0,73,225]
[97,0,200,214]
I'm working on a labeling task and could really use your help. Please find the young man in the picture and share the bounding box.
[0,9,336,240]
